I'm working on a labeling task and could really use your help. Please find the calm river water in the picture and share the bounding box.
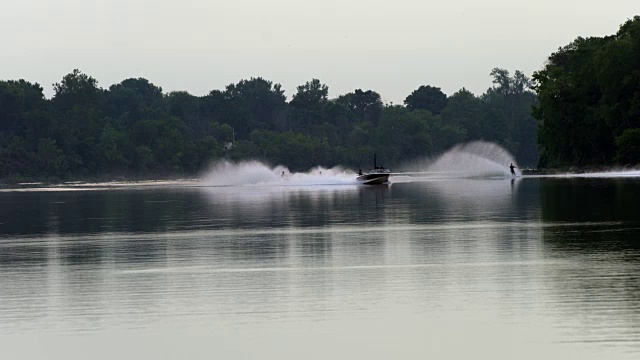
[1,176,639,359]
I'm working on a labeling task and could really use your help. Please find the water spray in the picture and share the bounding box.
[199,160,357,187]
[397,141,520,179]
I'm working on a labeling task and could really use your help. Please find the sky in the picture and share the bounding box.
[1,0,638,104]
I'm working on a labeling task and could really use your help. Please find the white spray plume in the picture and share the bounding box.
[199,159,357,186]
[400,141,519,178]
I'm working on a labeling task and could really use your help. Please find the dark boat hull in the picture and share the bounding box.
[356,173,390,185]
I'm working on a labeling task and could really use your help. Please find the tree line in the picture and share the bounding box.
[0,68,538,181]
[534,15,640,167]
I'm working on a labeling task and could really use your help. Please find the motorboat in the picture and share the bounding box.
[356,167,390,185]
[356,154,391,185]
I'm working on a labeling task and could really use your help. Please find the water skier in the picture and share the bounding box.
[510,163,516,176]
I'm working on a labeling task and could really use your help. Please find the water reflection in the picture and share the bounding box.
[1,178,639,359]
[540,178,640,222]
[537,178,640,354]
[0,177,537,238]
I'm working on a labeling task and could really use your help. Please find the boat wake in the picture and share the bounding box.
[199,160,358,187]
[527,170,640,179]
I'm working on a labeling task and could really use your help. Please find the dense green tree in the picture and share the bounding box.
[336,89,383,125]
[377,106,433,160]
[166,91,206,139]
[98,124,128,172]
[429,120,467,152]
[106,78,164,125]
[441,88,483,140]
[0,135,35,178]
[291,79,329,108]
[483,68,538,166]
[0,80,48,134]
[52,69,103,113]
[404,85,447,114]
[615,128,640,165]
[479,108,508,143]
[37,138,67,176]
[195,136,221,168]
[534,16,640,167]
[222,77,287,138]
[289,79,329,130]
[132,145,154,173]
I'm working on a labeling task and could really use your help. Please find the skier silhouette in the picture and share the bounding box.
[509,163,516,176]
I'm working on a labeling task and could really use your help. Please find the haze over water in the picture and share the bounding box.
[1,148,640,359]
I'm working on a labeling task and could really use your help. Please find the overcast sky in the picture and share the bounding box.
[1,0,637,103]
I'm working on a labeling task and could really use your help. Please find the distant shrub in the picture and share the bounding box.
[615,128,640,165]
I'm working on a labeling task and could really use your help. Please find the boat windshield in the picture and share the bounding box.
[370,167,390,174]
